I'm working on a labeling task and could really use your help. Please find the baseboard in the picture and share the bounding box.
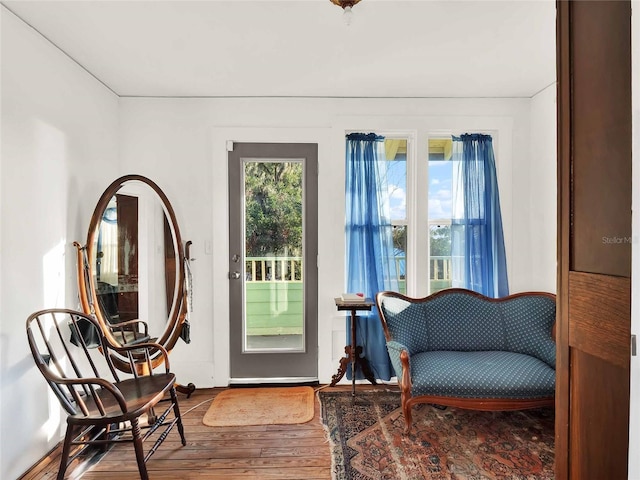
[228,377,319,388]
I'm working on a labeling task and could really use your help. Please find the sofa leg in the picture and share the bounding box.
[398,351,413,434]
[402,401,412,435]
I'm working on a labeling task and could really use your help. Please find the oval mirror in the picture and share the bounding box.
[75,175,188,367]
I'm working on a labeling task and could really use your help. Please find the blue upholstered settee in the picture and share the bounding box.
[376,288,556,433]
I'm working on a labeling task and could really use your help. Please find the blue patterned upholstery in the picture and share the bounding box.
[410,351,555,398]
[378,297,426,355]
[422,292,505,352]
[377,289,556,402]
[502,295,556,368]
[386,340,410,384]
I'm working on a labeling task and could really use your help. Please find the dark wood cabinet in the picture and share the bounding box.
[556,2,632,478]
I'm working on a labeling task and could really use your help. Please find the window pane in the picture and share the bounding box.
[243,160,304,352]
[428,138,453,294]
[383,139,407,222]
[392,225,407,294]
[429,224,452,294]
[428,138,453,221]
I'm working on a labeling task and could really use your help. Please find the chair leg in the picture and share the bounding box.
[170,387,187,446]
[99,424,111,453]
[57,424,75,480]
[131,418,149,480]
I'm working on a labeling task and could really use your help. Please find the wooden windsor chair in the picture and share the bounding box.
[26,308,186,479]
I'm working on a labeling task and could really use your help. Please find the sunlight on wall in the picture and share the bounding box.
[42,240,66,308]
[43,402,63,442]
[40,240,66,440]
[33,117,68,308]
[40,258,65,442]
[30,109,71,453]
[31,312,64,442]
[43,374,62,442]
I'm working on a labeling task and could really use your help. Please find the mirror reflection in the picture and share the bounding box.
[75,175,188,361]
[91,183,177,340]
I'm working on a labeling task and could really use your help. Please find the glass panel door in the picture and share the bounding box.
[243,160,304,352]
[228,143,318,382]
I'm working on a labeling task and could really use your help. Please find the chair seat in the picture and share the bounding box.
[410,350,555,399]
[69,373,176,424]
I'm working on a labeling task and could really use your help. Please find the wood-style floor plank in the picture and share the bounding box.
[21,385,378,480]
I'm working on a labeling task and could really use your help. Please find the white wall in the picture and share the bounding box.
[527,83,557,293]
[118,96,556,388]
[0,9,119,479]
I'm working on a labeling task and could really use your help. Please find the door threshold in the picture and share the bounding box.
[229,377,319,387]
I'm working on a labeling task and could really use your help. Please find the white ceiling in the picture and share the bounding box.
[2,0,556,98]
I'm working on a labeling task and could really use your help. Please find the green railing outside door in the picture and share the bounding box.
[245,256,453,336]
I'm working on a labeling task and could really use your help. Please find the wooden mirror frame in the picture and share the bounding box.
[75,174,188,371]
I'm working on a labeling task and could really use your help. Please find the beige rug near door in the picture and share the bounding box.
[202,386,315,427]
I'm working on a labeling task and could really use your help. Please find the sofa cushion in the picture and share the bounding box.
[422,292,505,352]
[381,292,507,354]
[410,351,555,399]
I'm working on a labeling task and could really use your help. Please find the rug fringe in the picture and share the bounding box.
[315,388,339,480]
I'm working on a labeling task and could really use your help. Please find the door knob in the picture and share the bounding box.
[229,271,241,280]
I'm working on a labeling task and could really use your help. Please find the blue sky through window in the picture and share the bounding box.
[428,160,453,220]
[386,153,407,221]
[384,154,453,221]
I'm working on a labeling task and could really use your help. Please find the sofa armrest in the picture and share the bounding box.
[501,294,557,369]
[386,340,410,380]
[386,340,410,356]
[387,341,413,402]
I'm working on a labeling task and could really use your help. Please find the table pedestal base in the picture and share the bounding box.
[332,298,378,396]
[330,345,377,395]
[331,345,376,395]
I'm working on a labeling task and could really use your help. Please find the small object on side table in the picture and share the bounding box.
[331,297,377,396]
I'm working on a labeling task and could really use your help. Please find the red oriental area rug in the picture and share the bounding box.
[319,390,554,479]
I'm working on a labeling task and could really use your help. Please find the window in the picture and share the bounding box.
[383,138,408,294]
[380,135,455,295]
[346,131,502,298]
[428,138,454,293]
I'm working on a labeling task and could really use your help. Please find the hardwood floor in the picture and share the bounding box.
[21,385,379,480]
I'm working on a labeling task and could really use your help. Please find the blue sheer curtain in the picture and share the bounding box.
[451,134,509,298]
[345,133,399,381]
